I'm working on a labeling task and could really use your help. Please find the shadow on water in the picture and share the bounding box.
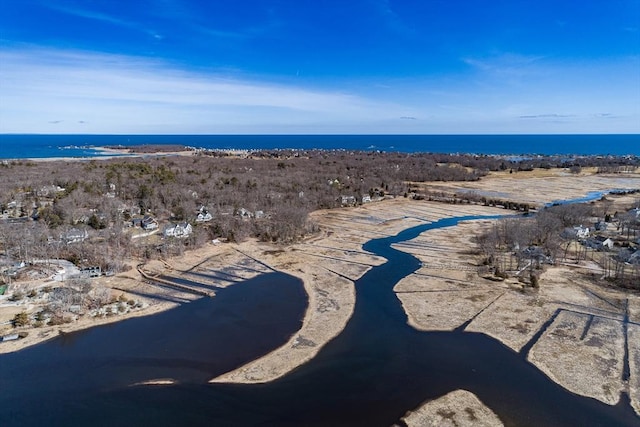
[1,216,639,426]
[0,273,306,426]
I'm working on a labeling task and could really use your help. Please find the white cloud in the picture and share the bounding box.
[461,53,548,82]
[44,4,163,40]
[1,47,638,134]
[0,48,405,133]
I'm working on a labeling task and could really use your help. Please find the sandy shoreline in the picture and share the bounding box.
[402,390,503,427]
[3,145,196,163]
[4,144,257,163]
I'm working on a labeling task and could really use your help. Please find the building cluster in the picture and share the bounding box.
[562,207,640,268]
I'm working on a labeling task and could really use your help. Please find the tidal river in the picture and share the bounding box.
[1,215,638,426]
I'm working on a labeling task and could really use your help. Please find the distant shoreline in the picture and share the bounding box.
[1,134,638,158]
[2,146,197,163]
[3,144,639,164]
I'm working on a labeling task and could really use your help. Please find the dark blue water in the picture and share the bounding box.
[1,215,638,426]
[1,134,639,158]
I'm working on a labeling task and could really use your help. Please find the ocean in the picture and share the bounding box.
[0,134,638,159]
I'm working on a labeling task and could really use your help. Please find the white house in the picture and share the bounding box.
[62,228,89,244]
[575,225,590,239]
[362,195,372,204]
[196,209,213,222]
[600,238,614,251]
[562,225,591,240]
[163,222,193,238]
[585,236,614,251]
[340,195,357,206]
[237,208,252,218]
[37,185,65,197]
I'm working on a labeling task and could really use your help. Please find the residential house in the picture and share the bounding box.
[237,208,252,219]
[594,221,608,231]
[520,246,554,265]
[575,225,590,239]
[562,225,590,240]
[163,222,193,238]
[6,261,27,277]
[80,266,102,278]
[37,185,65,197]
[195,207,213,222]
[598,237,614,251]
[196,211,212,222]
[4,201,18,218]
[362,195,372,204]
[584,236,614,251]
[62,228,89,244]
[340,195,357,207]
[73,213,90,225]
[141,216,158,230]
[617,248,640,265]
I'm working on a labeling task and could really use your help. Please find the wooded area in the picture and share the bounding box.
[0,150,638,280]
[476,197,640,287]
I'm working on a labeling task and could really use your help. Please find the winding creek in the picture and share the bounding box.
[1,214,639,426]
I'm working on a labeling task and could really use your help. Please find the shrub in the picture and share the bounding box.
[12,312,30,327]
[49,316,65,326]
[494,265,508,279]
[9,291,25,302]
[530,273,540,288]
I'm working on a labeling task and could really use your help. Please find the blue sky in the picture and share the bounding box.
[1,0,638,134]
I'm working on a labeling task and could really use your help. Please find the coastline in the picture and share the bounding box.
[1,134,639,157]
[401,390,503,427]
[8,146,197,163]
